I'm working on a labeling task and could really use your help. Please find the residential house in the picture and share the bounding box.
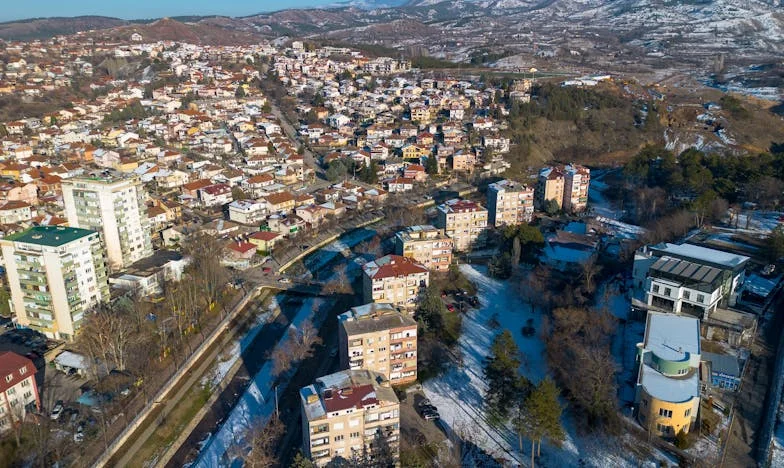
[394,225,453,272]
[362,255,429,309]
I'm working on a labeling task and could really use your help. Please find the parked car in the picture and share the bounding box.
[73,424,84,443]
[446,304,455,312]
[418,399,431,408]
[278,277,291,284]
[423,411,440,421]
[50,401,64,421]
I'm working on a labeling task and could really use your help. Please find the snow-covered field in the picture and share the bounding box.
[193,297,330,467]
[423,265,677,467]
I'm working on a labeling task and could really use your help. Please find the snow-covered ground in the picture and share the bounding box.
[423,265,677,467]
[588,171,623,221]
[726,210,782,235]
[194,297,330,467]
[200,307,274,390]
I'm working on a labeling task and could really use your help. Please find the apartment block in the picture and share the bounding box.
[535,166,565,211]
[487,179,535,226]
[1,226,110,341]
[300,369,400,466]
[62,174,153,271]
[362,255,429,309]
[635,312,700,438]
[0,352,40,434]
[563,164,590,213]
[394,225,453,272]
[339,303,417,385]
[633,243,749,315]
[435,199,488,252]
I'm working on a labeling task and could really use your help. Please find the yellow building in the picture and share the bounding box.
[338,303,418,385]
[300,370,400,466]
[635,312,701,438]
[535,166,565,211]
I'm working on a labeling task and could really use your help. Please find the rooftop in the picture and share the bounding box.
[644,312,701,362]
[5,225,97,247]
[339,303,416,336]
[703,351,741,378]
[362,254,428,279]
[650,256,723,288]
[651,243,750,271]
[300,369,397,422]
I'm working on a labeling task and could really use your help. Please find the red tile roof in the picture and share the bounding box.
[322,384,378,413]
[0,351,35,395]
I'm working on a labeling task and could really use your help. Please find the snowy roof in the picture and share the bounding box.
[651,243,749,271]
[54,351,89,370]
[640,364,699,404]
[743,274,777,298]
[644,312,700,362]
[638,312,701,404]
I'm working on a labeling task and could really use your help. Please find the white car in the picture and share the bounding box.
[278,277,291,284]
[50,402,64,421]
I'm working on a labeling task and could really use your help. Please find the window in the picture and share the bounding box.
[697,294,705,303]
[334,435,344,442]
[642,399,648,407]
[683,290,690,300]
[653,285,660,293]
[658,408,672,418]
[19,366,27,375]
[4,375,11,383]
[685,408,691,417]
[664,287,672,297]
[350,432,360,439]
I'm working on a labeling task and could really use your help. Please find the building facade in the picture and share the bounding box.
[0,352,40,434]
[394,225,453,272]
[635,312,700,438]
[300,369,400,466]
[362,255,429,309]
[435,199,488,252]
[487,179,535,226]
[563,164,590,213]
[339,303,417,385]
[1,226,110,340]
[62,174,153,271]
[535,166,565,211]
[633,243,749,314]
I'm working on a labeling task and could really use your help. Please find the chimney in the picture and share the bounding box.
[324,389,333,400]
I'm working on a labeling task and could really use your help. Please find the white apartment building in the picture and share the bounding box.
[435,199,488,251]
[228,199,268,225]
[362,255,429,309]
[563,164,590,213]
[62,174,153,271]
[487,179,535,226]
[1,226,110,341]
[0,352,40,433]
[394,225,453,272]
[300,369,400,466]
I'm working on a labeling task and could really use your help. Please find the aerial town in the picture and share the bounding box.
[0,12,781,468]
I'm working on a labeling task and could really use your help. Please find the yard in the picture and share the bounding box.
[422,265,680,467]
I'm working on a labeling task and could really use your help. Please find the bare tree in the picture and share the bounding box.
[230,415,285,468]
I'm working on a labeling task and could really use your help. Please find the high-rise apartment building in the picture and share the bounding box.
[338,303,418,385]
[1,226,110,341]
[563,164,590,213]
[535,166,565,211]
[62,174,153,271]
[535,164,591,214]
[487,179,535,226]
[394,225,453,272]
[300,369,400,466]
[362,255,429,309]
[435,199,488,251]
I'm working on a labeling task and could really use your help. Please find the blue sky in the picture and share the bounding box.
[1,0,337,22]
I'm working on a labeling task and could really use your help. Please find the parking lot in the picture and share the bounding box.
[400,387,447,456]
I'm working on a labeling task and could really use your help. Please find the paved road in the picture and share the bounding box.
[269,101,324,180]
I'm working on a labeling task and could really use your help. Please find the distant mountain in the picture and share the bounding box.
[0,16,128,41]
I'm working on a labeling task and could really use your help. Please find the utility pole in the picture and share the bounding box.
[274,385,279,418]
